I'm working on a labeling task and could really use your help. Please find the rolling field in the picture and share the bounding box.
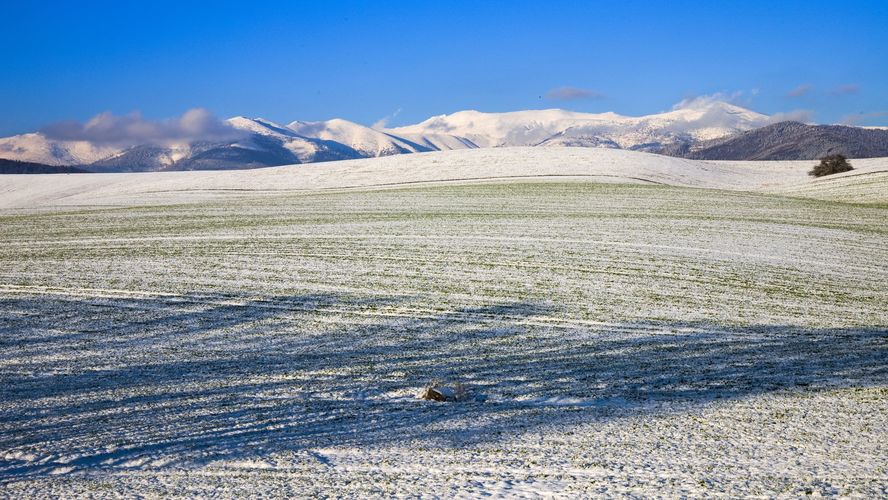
[1,149,887,497]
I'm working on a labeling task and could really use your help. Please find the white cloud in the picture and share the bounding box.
[545,87,605,101]
[671,91,745,111]
[786,84,812,98]
[839,111,888,126]
[40,108,246,146]
[830,84,860,96]
[372,108,403,129]
[767,110,815,124]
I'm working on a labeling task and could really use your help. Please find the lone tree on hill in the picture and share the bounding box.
[810,154,853,177]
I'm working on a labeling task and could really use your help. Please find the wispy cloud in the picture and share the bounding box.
[830,84,860,96]
[661,92,770,133]
[671,91,746,110]
[670,91,816,127]
[785,84,812,98]
[839,111,888,126]
[372,108,403,129]
[40,108,245,146]
[767,109,814,124]
[545,86,605,101]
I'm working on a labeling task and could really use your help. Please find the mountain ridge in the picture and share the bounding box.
[2,102,887,172]
[685,121,888,160]
[0,158,91,174]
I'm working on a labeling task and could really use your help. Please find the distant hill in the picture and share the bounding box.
[0,158,90,174]
[683,122,888,160]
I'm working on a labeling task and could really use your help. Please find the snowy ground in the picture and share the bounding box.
[2,147,887,211]
[1,149,886,497]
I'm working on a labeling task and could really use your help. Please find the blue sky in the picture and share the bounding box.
[2,0,887,136]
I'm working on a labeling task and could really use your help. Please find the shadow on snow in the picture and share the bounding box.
[0,293,885,479]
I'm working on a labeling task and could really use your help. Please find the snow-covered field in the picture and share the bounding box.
[2,147,888,211]
[1,148,886,497]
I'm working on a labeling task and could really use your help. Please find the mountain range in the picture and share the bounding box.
[2,100,887,172]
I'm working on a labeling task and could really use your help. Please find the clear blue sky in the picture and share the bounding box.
[2,0,887,136]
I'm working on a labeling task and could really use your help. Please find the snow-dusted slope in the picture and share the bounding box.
[2,147,886,210]
[387,102,770,151]
[0,117,359,171]
[86,118,364,171]
[226,116,300,138]
[392,132,480,151]
[288,118,433,157]
[225,117,326,161]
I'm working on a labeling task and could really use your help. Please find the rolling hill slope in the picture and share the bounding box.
[2,147,886,210]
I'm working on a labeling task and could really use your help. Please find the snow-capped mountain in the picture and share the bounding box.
[0,100,777,171]
[387,101,770,151]
[0,133,119,166]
